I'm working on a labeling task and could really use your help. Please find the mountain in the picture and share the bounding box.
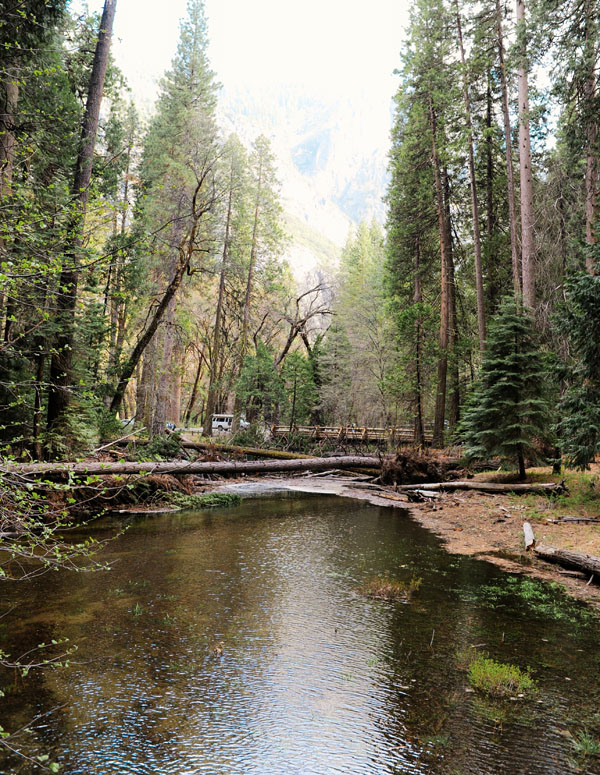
[217,84,391,277]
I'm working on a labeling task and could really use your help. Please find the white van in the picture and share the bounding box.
[211,414,249,434]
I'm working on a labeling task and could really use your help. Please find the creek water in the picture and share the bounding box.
[1,494,600,774]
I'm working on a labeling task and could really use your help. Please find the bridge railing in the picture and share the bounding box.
[270,425,433,445]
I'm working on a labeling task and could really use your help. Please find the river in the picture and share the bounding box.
[1,494,599,774]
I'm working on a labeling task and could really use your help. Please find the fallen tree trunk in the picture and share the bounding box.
[523,521,600,578]
[113,437,318,460]
[177,440,315,461]
[0,455,380,478]
[395,480,566,496]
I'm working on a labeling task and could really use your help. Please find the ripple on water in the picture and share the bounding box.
[1,496,599,775]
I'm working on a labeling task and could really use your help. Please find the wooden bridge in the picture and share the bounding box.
[270,424,434,445]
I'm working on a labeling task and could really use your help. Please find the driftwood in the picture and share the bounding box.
[0,455,380,478]
[395,480,567,496]
[523,521,600,579]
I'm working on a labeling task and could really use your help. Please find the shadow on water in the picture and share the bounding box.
[1,495,600,774]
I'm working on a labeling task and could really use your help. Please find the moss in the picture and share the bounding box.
[468,657,535,698]
[165,492,242,510]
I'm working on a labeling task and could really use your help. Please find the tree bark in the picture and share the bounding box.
[496,0,522,297]
[47,0,117,432]
[516,0,535,308]
[429,96,450,448]
[455,0,486,349]
[4,455,381,477]
[151,295,176,436]
[413,238,425,447]
[203,165,233,435]
[584,0,598,272]
[184,347,206,426]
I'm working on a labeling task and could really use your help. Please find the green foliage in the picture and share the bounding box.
[166,491,242,509]
[142,433,182,460]
[468,657,535,697]
[236,341,284,424]
[281,351,317,426]
[555,268,600,468]
[231,424,269,448]
[461,297,551,477]
[570,729,600,764]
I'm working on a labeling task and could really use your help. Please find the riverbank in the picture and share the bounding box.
[214,465,600,611]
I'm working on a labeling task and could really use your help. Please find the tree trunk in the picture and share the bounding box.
[516,0,535,308]
[518,444,526,480]
[584,0,598,272]
[233,153,263,434]
[47,0,117,432]
[413,238,425,447]
[203,167,233,435]
[455,0,486,350]
[184,347,205,426]
[496,0,522,297]
[110,171,215,417]
[429,96,450,448]
[0,75,18,219]
[151,296,176,436]
[5,455,381,477]
[444,169,460,433]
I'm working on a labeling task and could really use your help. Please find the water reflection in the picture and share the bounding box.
[1,496,599,774]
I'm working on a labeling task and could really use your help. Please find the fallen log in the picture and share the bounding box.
[113,437,320,460]
[395,480,566,496]
[0,455,380,478]
[523,521,600,579]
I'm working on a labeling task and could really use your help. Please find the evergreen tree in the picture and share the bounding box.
[555,266,600,468]
[461,297,550,479]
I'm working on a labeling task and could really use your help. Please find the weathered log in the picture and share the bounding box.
[533,544,600,577]
[0,455,380,478]
[523,521,600,578]
[395,480,566,496]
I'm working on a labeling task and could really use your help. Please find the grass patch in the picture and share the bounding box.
[358,576,422,601]
[571,729,600,757]
[468,656,535,698]
[165,492,242,510]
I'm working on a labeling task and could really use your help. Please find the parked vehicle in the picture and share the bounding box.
[211,414,249,433]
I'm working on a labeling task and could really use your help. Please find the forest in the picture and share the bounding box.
[0,0,598,473]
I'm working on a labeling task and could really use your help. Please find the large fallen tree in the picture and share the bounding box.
[110,437,316,461]
[0,455,380,478]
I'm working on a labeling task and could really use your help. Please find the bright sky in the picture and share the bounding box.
[82,0,411,105]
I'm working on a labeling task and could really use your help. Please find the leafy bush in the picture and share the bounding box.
[468,657,535,697]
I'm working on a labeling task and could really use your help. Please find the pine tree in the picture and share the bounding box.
[461,296,550,479]
[555,266,600,468]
